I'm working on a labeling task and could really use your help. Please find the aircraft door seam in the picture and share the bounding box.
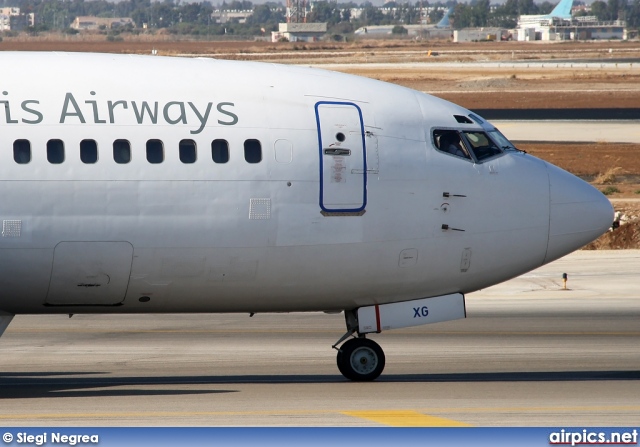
[315,101,367,214]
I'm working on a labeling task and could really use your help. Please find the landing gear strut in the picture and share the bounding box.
[334,309,385,381]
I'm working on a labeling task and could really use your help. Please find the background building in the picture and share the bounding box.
[516,0,627,40]
[211,10,253,24]
[0,7,34,31]
[272,22,326,42]
[71,17,135,31]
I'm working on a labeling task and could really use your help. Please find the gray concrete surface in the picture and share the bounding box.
[316,62,640,71]
[0,250,638,427]
[493,120,640,144]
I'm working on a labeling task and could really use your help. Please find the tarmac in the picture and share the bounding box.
[494,120,640,143]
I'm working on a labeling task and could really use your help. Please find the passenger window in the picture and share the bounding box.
[211,139,229,163]
[146,139,164,164]
[13,139,31,164]
[80,139,98,164]
[462,131,502,161]
[113,140,131,164]
[433,130,470,160]
[47,139,65,164]
[244,139,262,164]
[179,139,196,164]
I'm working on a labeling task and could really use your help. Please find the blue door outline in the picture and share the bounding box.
[315,101,367,213]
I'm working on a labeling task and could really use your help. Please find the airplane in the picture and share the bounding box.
[432,6,454,28]
[546,0,573,20]
[0,51,612,381]
[354,7,453,36]
[538,0,574,20]
[518,0,574,26]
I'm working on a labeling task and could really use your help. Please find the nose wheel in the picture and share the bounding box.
[336,338,385,381]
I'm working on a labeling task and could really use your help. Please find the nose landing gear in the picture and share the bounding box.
[336,337,385,381]
[333,309,385,381]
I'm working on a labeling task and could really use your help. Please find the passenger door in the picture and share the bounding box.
[315,101,367,213]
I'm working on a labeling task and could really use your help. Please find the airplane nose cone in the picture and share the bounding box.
[544,162,614,264]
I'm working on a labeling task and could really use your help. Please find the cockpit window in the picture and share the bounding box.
[434,130,471,160]
[461,131,502,161]
[487,129,518,151]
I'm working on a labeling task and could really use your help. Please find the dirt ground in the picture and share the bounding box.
[1,34,639,60]
[336,57,640,110]
[2,37,639,247]
[519,142,640,249]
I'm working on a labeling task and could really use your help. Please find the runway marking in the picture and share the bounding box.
[424,405,640,414]
[342,410,471,427]
[0,406,638,422]
[0,409,471,426]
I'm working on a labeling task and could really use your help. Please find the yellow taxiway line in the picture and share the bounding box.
[342,410,471,427]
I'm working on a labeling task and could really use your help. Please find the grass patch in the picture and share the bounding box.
[601,186,621,195]
[594,167,622,184]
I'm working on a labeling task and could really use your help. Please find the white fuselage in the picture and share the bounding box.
[0,52,612,315]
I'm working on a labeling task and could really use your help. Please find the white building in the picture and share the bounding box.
[0,7,34,31]
[516,0,626,41]
[71,17,135,30]
[354,24,452,40]
[271,22,327,42]
[211,10,253,24]
[517,15,626,40]
[454,28,508,42]
[0,13,9,31]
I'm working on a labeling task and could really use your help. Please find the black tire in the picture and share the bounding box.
[336,338,385,381]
